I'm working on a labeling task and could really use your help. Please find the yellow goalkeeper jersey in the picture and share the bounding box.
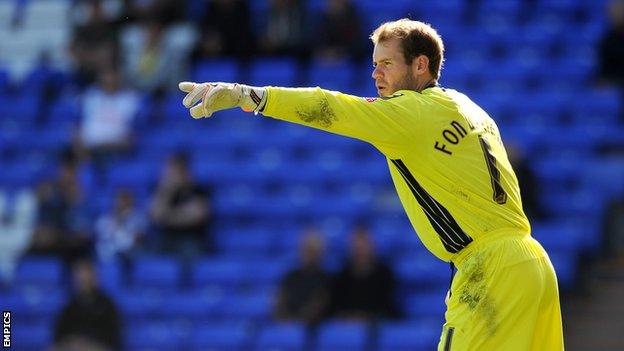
[261,86,530,262]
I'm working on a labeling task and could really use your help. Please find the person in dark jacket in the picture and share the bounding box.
[331,225,398,321]
[53,259,120,350]
[275,229,331,325]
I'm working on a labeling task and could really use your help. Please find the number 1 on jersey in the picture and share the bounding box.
[478,136,507,204]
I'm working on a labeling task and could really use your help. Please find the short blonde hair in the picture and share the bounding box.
[371,19,445,80]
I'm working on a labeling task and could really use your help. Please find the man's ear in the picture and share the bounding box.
[412,55,430,76]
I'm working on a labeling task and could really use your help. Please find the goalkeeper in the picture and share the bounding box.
[179,19,563,351]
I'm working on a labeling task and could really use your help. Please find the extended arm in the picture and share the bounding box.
[179,81,420,150]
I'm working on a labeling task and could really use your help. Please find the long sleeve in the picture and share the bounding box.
[261,87,422,156]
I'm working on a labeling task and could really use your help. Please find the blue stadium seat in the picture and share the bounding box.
[250,58,298,87]
[191,59,240,83]
[404,292,447,321]
[315,321,369,351]
[87,186,116,216]
[479,63,533,95]
[580,158,624,199]
[22,128,71,153]
[46,94,81,127]
[419,9,465,30]
[215,227,276,256]
[440,65,472,90]
[569,88,622,120]
[192,257,246,288]
[532,220,585,254]
[212,184,261,216]
[511,91,571,122]
[378,321,441,351]
[0,68,8,93]
[255,322,307,351]
[162,91,192,122]
[0,289,67,321]
[24,65,69,97]
[216,291,272,321]
[535,0,584,19]
[541,58,593,90]
[357,1,410,33]
[394,253,450,288]
[189,121,253,151]
[308,60,355,92]
[185,0,209,22]
[541,188,607,218]
[97,259,123,294]
[194,158,263,186]
[11,321,52,351]
[113,288,165,320]
[107,159,160,189]
[548,251,577,290]
[124,321,188,350]
[243,258,291,286]
[191,322,250,351]
[13,256,64,288]
[162,290,221,321]
[0,94,39,126]
[532,154,585,188]
[370,224,421,257]
[217,193,303,219]
[478,0,522,17]
[131,256,182,288]
[137,128,189,155]
[0,161,47,189]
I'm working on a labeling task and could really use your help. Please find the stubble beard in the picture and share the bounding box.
[389,69,418,95]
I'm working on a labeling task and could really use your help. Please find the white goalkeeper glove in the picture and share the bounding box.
[178,81,267,118]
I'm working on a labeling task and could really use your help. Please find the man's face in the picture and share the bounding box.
[100,69,120,93]
[164,159,188,186]
[609,0,624,27]
[74,262,97,294]
[371,38,417,97]
[351,231,374,263]
[115,192,134,215]
[299,233,324,268]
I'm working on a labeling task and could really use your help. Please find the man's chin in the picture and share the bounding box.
[378,88,395,97]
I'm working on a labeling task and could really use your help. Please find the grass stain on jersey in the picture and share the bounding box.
[295,99,337,128]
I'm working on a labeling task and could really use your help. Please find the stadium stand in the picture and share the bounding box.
[0,0,623,350]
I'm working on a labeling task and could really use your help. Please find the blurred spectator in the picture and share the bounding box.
[77,67,139,171]
[150,153,212,258]
[29,157,92,263]
[69,0,124,85]
[127,0,185,26]
[191,0,254,63]
[259,0,310,60]
[331,225,398,321]
[121,20,176,93]
[0,190,37,283]
[507,143,546,221]
[95,189,147,262]
[53,259,120,351]
[275,229,331,325]
[603,197,624,258]
[313,0,365,62]
[598,0,624,86]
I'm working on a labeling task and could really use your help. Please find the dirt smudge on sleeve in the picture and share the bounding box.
[295,99,338,128]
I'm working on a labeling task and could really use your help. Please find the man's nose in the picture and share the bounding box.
[371,66,382,80]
